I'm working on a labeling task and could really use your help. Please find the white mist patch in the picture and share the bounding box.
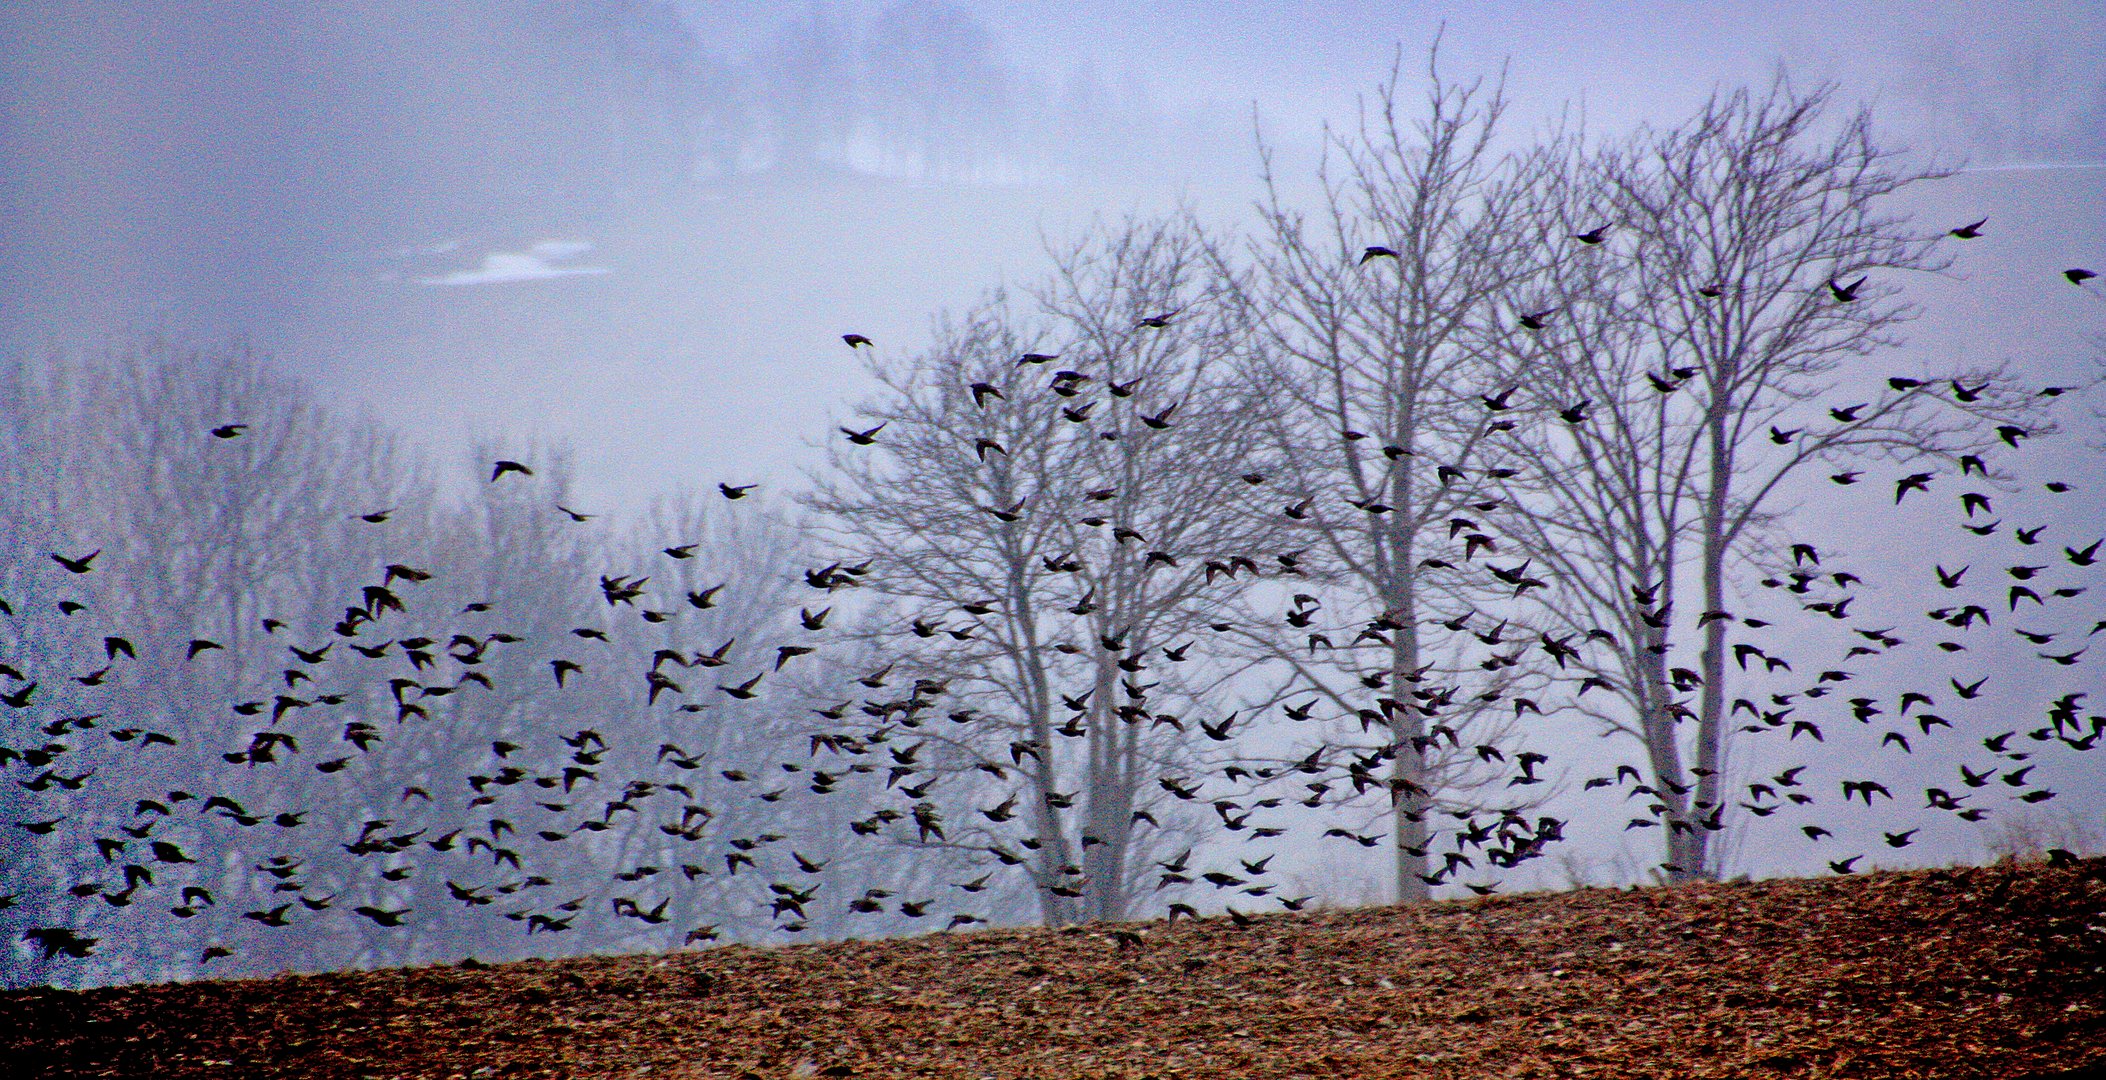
[527,239,596,261]
[1952,161,2106,175]
[419,241,608,286]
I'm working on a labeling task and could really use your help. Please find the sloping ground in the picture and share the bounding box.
[5,860,2103,1080]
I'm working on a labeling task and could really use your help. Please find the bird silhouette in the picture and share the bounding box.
[1827,276,1867,302]
[353,905,409,927]
[49,550,99,574]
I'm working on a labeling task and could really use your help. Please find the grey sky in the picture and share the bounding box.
[6,1,2101,504]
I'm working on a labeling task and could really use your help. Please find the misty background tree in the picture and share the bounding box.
[0,340,854,985]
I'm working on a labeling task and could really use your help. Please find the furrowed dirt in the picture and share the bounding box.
[6,859,2102,1080]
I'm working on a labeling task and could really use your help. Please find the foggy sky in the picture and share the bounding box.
[5,1,2101,504]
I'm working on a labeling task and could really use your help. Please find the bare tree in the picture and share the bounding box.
[810,217,1284,924]
[1213,51,1555,903]
[759,5,855,172]
[1483,77,2051,880]
[860,1,1014,181]
[0,341,842,984]
[0,337,434,982]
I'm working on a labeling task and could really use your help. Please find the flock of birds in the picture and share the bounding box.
[4,223,2100,975]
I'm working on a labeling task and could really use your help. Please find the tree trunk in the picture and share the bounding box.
[1692,411,1734,880]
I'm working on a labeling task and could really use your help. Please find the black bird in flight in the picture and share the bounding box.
[490,460,532,481]
[1572,225,1612,245]
[1360,246,1399,264]
[2065,268,2097,285]
[842,333,874,349]
[841,423,886,445]
[49,550,99,574]
[210,424,247,439]
[1827,276,1867,302]
[719,483,754,500]
[1947,218,1986,239]
[353,905,409,927]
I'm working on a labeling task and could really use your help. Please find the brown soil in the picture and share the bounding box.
[5,859,2103,1080]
